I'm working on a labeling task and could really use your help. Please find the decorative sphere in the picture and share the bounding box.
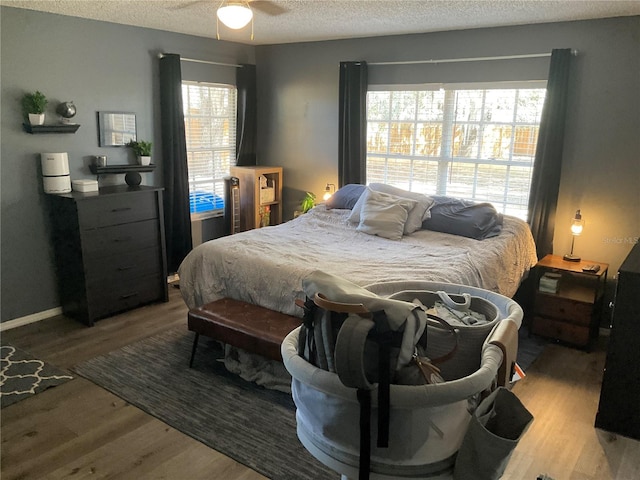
[56,101,76,118]
[125,171,142,186]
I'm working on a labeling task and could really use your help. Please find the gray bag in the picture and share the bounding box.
[454,387,533,480]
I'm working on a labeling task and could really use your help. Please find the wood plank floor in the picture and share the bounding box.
[2,287,639,480]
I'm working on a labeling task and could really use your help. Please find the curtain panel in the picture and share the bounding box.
[159,54,193,274]
[338,61,368,186]
[236,64,257,167]
[527,48,572,260]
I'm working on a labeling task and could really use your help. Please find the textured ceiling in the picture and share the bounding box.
[2,0,639,45]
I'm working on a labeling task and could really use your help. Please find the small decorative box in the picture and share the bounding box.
[72,179,99,192]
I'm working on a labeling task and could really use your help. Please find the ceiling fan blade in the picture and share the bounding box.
[170,0,209,10]
[250,1,288,16]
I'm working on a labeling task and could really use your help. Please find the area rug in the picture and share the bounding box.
[1,345,73,408]
[73,326,547,479]
[73,328,336,480]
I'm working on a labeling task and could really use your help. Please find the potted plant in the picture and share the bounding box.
[126,139,152,165]
[22,90,48,125]
[301,192,316,213]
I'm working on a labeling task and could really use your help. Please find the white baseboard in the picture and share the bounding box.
[0,307,63,332]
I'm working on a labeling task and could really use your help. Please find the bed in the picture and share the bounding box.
[180,195,536,383]
[180,206,537,314]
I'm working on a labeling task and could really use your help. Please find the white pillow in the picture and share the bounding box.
[355,188,417,240]
[370,183,435,232]
[348,184,435,235]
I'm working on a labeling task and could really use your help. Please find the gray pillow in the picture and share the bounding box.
[421,196,503,240]
[348,183,435,235]
[355,188,417,240]
[325,184,365,209]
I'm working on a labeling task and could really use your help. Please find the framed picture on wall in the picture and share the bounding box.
[97,111,137,146]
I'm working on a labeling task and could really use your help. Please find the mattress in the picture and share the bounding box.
[179,206,537,313]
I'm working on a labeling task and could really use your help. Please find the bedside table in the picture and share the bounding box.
[531,254,608,349]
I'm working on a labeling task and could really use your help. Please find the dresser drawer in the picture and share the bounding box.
[84,246,162,285]
[531,316,590,347]
[78,192,158,228]
[534,294,593,326]
[86,273,164,320]
[81,219,160,257]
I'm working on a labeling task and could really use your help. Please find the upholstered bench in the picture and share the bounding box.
[187,298,302,367]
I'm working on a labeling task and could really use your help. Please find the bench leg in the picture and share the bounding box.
[189,332,200,368]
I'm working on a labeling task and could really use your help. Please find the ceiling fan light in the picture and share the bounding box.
[217,2,253,29]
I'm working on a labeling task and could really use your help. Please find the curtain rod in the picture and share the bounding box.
[369,50,577,66]
[158,53,242,68]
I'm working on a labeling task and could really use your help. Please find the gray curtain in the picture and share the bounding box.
[236,64,257,166]
[159,54,192,274]
[527,48,572,259]
[338,61,368,186]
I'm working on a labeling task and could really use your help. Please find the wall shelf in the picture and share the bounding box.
[23,123,81,134]
[89,164,156,175]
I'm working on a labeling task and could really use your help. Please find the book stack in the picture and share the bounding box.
[539,272,562,294]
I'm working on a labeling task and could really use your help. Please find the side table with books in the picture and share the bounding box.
[531,254,608,349]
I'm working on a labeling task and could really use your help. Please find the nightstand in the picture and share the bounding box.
[531,254,608,349]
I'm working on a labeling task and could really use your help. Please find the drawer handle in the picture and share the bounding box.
[111,207,132,212]
[113,236,132,243]
[120,292,139,299]
[117,265,135,271]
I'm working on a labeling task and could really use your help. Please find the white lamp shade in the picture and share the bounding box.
[217,3,253,29]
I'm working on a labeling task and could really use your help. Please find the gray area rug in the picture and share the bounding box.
[1,345,73,408]
[73,326,547,479]
[73,328,336,480]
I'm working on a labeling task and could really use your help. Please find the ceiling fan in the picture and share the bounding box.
[174,1,288,19]
[173,0,287,38]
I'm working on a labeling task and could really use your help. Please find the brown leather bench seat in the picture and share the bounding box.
[187,297,302,367]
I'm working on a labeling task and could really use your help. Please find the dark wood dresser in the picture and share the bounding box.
[49,185,168,326]
[595,242,640,440]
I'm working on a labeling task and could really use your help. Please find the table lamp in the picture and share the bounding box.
[563,209,584,262]
[323,183,336,201]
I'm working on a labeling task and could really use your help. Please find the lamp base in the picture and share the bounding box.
[563,253,581,262]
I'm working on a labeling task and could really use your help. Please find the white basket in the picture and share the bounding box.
[260,186,275,204]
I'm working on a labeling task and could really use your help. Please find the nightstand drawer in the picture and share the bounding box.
[78,192,158,228]
[531,316,590,346]
[535,294,593,325]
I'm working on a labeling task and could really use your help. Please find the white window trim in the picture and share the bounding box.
[182,81,237,218]
[366,84,547,219]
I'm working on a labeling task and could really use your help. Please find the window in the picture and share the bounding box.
[366,85,546,219]
[182,81,237,217]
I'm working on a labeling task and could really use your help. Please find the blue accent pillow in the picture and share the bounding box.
[326,184,366,210]
[421,196,503,240]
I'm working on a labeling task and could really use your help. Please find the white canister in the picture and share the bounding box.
[41,152,69,176]
[41,152,71,194]
[43,175,72,194]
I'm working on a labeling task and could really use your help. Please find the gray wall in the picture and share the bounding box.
[2,6,639,323]
[0,7,254,322]
[256,16,640,284]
